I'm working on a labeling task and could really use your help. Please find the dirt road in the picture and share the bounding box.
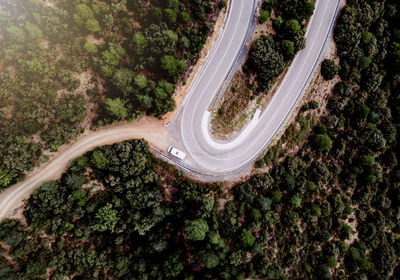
[0,117,168,220]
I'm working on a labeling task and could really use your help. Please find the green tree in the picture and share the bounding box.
[249,36,285,90]
[134,75,148,89]
[92,203,119,232]
[85,18,101,33]
[112,68,134,93]
[309,134,332,152]
[91,150,109,169]
[185,219,209,241]
[290,195,302,208]
[281,39,295,60]
[259,10,270,24]
[283,19,301,34]
[239,230,256,248]
[132,33,147,54]
[84,42,98,54]
[161,55,187,77]
[164,9,177,25]
[104,98,128,120]
[321,59,338,80]
[200,252,220,268]
[73,4,100,33]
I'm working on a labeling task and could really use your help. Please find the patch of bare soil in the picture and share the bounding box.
[86,34,105,46]
[73,70,99,130]
[210,71,255,139]
[251,9,276,45]
[42,0,56,8]
[162,2,229,124]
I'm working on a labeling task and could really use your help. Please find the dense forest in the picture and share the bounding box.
[1,0,400,279]
[247,0,314,92]
[0,0,223,190]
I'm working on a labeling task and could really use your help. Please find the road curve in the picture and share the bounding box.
[0,0,342,219]
[170,0,341,175]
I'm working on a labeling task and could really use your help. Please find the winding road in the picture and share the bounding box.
[169,0,342,177]
[0,0,342,220]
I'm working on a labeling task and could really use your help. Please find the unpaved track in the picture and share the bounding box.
[0,118,167,220]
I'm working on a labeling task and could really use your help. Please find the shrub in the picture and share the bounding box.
[309,134,332,152]
[259,10,270,24]
[321,59,338,80]
[185,219,209,241]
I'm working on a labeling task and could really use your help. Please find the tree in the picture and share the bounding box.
[321,59,338,80]
[73,4,100,33]
[185,219,209,241]
[200,252,220,268]
[234,183,256,203]
[100,43,126,77]
[0,168,13,188]
[91,150,109,169]
[92,203,119,232]
[56,94,87,123]
[160,55,187,77]
[134,75,148,89]
[104,98,128,120]
[85,18,101,33]
[6,25,25,44]
[112,68,134,93]
[84,42,98,54]
[164,9,177,25]
[144,25,178,57]
[132,33,147,54]
[283,19,301,35]
[259,10,270,24]
[164,253,184,277]
[281,39,295,60]
[290,196,302,208]
[360,155,375,167]
[24,23,43,40]
[239,230,256,248]
[309,134,332,152]
[249,36,285,90]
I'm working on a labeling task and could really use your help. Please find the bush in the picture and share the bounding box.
[321,59,338,80]
[259,10,270,24]
[314,125,327,134]
[239,230,256,248]
[309,134,332,152]
[185,219,209,241]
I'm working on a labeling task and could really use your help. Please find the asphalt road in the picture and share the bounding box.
[168,0,341,176]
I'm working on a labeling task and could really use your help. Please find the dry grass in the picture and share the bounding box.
[210,71,254,138]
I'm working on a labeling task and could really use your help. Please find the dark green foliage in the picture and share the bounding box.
[0,0,221,190]
[249,36,285,90]
[185,219,209,241]
[1,1,400,280]
[321,59,339,80]
[259,10,270,24]
[309,133,332,152]
[247,0,311,92]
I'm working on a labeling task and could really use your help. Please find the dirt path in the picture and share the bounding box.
[0,117,168,220]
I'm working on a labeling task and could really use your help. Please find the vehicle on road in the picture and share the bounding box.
[168,147,186,160]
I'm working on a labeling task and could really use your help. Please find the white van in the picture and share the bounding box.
[167,147,186,160]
